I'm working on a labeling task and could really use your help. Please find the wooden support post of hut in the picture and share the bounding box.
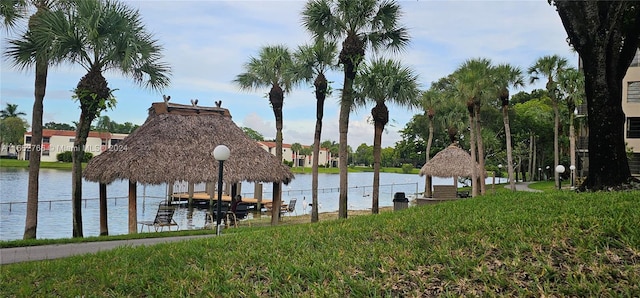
[167,182,174,203]
[128,180,137,234]
[254,183,263,210]
[99,183,108,236]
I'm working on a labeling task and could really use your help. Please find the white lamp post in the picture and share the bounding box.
[555,165,565,190]
[570,165,576,189]
[213,145,230,235]
[538,167,542,181]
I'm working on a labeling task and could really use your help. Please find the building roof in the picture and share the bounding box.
[26,129,111,139]
[419,144,484,178]
[83,101,294,185]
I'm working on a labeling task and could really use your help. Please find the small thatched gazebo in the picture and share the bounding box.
[84,99,294,233]
[419,144,482,178]
[419,144,483,198]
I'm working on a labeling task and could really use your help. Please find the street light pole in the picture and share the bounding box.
[213,145,230,236]
[555,165,565,190]
[570,165,576,189]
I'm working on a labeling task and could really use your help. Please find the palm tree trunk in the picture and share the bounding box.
[528,132,534,181]
[338,33,363,219]
[338,66,356,219]
[553,99,560,189]
[532,134,538,180]
[371,102,388,214]
[24,57,47,239]
[311,73,327,223]
[468,111,478,197]
[270,84,284,225]
[474,107,486,195]
[72,67,111,237]
[424,115,434,197]
[72,112,91,238]
[503,105,516,191]
[569,112,576,187]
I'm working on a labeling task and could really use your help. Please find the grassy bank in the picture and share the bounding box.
[1,159,419,174]
[0,159,87,170]
[1,191,638,296]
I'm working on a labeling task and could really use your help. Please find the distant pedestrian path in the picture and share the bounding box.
[507,182,542,192]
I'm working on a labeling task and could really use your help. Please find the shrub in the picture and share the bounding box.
[57,151,93,163]
[401,163,413,174]
[57,151,73,162]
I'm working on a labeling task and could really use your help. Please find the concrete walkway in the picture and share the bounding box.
[0,234,215,265]
[508,181,543,192]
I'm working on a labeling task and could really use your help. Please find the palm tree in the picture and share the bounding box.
[451,59,493,196]
[293,38,338,223]
[0,103,26,118]
[3,0,62,239]
[302,0,409,218]
[419,89,441,198]
[558,68,585,186]
[492,63,525,191]
[36,0,171,237]
[354,58,419,214]
[528,55,569,190]
[235,45,299,225]
[291,142,302,167]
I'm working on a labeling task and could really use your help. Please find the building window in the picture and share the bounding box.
[110,139,120,145]
[69,138,75,142]
[42,137,50,156]
[628,81,640,103]
[627,117,640,138]
[25,136,31,144]
[631,48,640,67]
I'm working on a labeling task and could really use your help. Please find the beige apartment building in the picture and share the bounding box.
[257,141,334,168]
[624,48,640,175]
[20,130,128,162]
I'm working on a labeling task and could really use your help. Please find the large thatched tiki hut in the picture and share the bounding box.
[84,99,294,233]
[419,144,483,196]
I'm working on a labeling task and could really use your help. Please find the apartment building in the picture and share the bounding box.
[624,48,640,175]
[257,141,334,168]
[20,130,128,162]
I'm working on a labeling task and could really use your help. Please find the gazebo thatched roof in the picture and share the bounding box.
[84,101,294,185]
[419,144,483,178]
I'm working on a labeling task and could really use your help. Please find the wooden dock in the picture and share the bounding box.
[170,192,272,205]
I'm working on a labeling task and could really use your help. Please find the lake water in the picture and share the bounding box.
[0,168,503,241]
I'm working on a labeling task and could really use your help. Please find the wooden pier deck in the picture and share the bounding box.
[170,192,272,205]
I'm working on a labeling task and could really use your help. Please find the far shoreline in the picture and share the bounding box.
[0,158,422,175]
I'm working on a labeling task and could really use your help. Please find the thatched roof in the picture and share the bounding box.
[84,101,294,185]
[419,144,483,178]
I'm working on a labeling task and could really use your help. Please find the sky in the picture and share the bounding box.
[1,0,577,148]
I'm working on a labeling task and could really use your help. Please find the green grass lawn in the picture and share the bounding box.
[1,190,638,296]
[0,159,86,169]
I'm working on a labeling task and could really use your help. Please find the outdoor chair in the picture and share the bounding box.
[138,202,179,232]
[280,198,297,217]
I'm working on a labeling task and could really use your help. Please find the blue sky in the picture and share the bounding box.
[1,0,577,148]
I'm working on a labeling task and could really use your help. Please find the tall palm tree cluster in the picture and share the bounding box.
[2,0,170,238]
[235,0,418,221]
[416,56,582,197]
